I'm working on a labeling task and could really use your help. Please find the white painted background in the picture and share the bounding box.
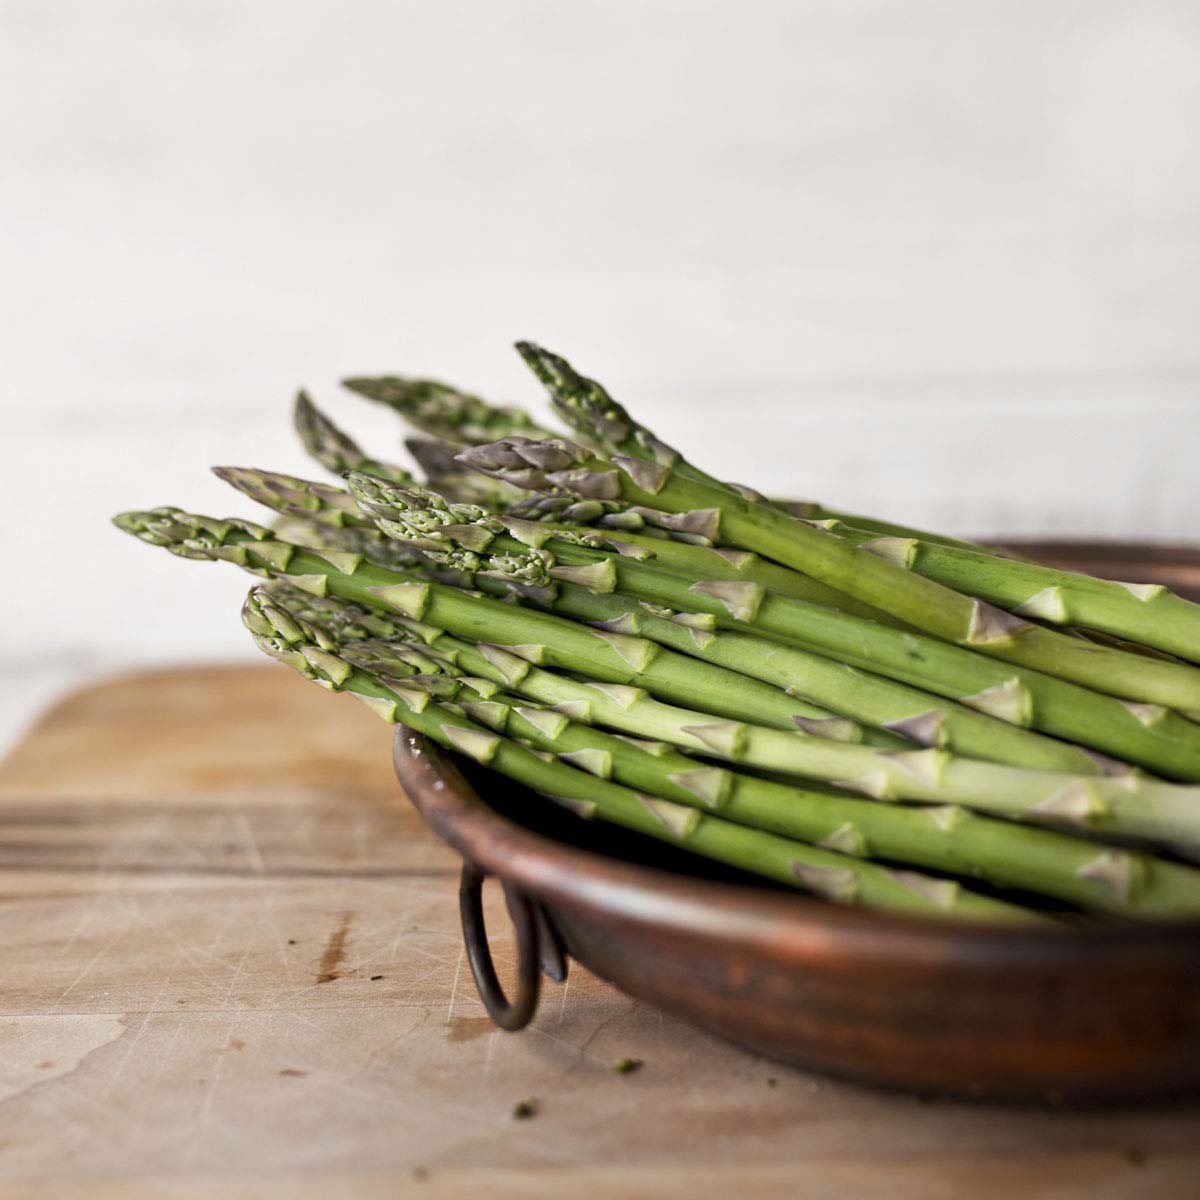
[3,0,1199,748]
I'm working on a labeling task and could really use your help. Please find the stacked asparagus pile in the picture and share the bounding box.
[115,344,1200,924]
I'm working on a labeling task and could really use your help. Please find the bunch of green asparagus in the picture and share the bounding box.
[115,344,1200,924]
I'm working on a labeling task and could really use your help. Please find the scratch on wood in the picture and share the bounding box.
[316,911,354,984]
[482,1029,500,1081]
[445,946,464,1020]
[576,999,641,1059]
[234,809,265,875]
[185,943,251,1167]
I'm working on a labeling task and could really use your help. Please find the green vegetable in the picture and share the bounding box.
[113,340,1200,924]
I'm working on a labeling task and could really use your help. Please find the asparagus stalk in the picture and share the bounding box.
[342,374,559,443]
[264,585,1200,918]
[457,435,1200,717]
[514,340,707,480]
[813,518,1200,664]
[346,475,1200,779]
[112,509,1200,847]
[243,588,1034,922]
[213,467,367,530]
[293,392,414,485]
[406,437,528,509]
[514,341,984,551]
[504,491,718,541]
[775,499,986,552]
[504,494,909,624]
[266,515,424,574]
[267,583,418,641]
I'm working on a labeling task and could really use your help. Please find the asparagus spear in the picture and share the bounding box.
[405,437,528,509]
[243,587,1033,922]
[342,374,559,443]
[514,341,984,551]
[812,518,1200,664]
[504,494,910,624]
[775,499,986,552]
[267,583,417,641]
[505,491,718,541]
[112,509,1200,847]
[457,435,1200,717]
[514,340,703,479]
[346,475,1200,779]
[213,467,367,529]
[264,585,1200,919]
[293,392,414,485]
[267,514,423,574]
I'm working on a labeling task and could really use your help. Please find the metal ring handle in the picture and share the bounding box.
[459,862,541,1031]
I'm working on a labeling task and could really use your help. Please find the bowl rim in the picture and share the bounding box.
[394,728,1200,971]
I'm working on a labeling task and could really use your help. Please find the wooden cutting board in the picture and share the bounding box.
[0,664,1196,1199]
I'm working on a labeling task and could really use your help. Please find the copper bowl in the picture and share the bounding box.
[392,541,1200,1105]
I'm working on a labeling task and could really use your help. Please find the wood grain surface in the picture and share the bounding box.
[0,664,1196,1198]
